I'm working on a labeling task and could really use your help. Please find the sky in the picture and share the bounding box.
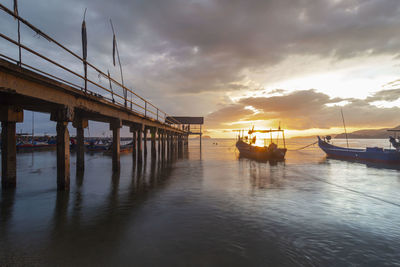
[2,0,400,138]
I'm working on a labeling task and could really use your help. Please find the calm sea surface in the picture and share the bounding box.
[1,138,400,266]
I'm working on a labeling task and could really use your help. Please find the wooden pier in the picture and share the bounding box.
[0,4,202,191]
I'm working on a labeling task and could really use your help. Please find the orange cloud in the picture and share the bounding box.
[206,89,400,131]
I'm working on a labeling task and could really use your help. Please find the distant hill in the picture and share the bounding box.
[335,125,400,139]
[289,125,400,139]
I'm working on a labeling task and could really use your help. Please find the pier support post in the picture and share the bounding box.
[110,119,122,172]
[151,128,156,158]
[161,130,166,158]
[184,134,189,147]
[178,134,183,153]
[130,128,137,159]
[157,129,161,156]
[174,134,178,152]
[167,132,171,155]
[143,128,148,158]
[56,121,70,190]
[137,126,143,163]
[1,106,23,188]
[51,106,73,190]
[73,117,88,172]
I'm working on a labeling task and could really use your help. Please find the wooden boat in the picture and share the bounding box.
[235,128,287,161]
[317,134,400,164]
[86,139,110,152]
[104,142,134,155]
[16,140,56,152]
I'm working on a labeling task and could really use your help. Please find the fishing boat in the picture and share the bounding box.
[103,141,134,155]
[16,140,56,152]
[86,139,110,152]
[235,127,287,161]
[317,132,400,164]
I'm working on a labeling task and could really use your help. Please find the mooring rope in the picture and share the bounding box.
[295,169,400,208]
[288,141,318,151]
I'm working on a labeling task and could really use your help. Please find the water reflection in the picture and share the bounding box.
[239,158,286,189]
[38,152,180,265]
[2,139,400,266]
[0,188,16,237]
[323,156,400,171]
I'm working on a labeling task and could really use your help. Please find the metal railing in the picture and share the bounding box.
[0,3,183,128]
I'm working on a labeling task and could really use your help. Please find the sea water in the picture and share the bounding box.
[1,138,400,266]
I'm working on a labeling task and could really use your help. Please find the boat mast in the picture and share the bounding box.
[340,108,349,149]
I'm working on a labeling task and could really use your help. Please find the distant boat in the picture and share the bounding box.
[103,141,134,155]
[16,141,56,152]
[235,127,287,161]
[317,133,400,164]
[86,139,110,152]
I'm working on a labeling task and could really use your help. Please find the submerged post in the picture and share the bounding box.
[1,106,23,188]
[110,119,122,171]
[51,106,74,190]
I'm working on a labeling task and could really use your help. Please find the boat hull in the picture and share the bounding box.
[236,140,286,161]
[318,136,400,164]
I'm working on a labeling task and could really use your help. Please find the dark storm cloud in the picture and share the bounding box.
[207,89,400,130]
[3,0,400,97]
[2,0,400,133]
[365,89,400,102]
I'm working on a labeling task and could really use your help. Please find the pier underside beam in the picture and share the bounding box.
[1,106,23,188]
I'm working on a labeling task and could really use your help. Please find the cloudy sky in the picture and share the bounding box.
[2,0,400,137]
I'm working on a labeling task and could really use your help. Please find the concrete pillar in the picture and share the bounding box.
[56,121,70,190]
[161,131,166,157]
[132,130,137,159]
[184,133,189,146]
[137,127,143,163]
[73,118,88,172]
[1,122,17,188]
[157,130,161,155]
[1,106,23,188]
[143,128,148,157]
[178,134,183,153]
[110,119,122,172]
[174,134,178,152]
[51,106,74,190]
[151,128,156,158]
[167,132,171,155]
